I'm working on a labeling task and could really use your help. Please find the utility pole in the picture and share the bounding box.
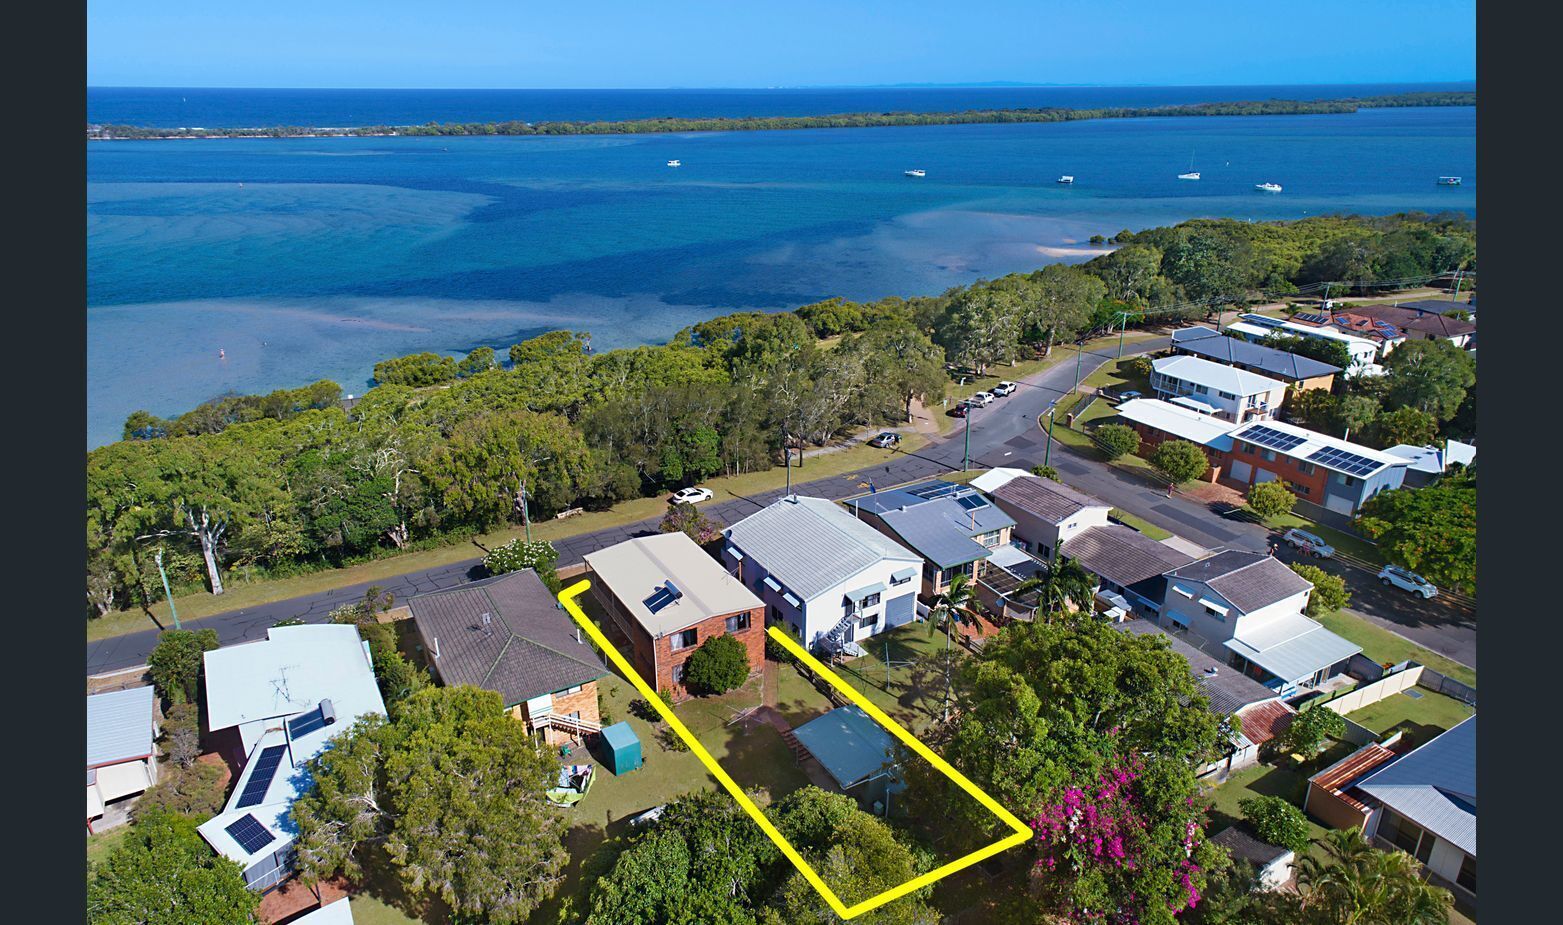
[783,427,793,497]
[1044,409,1056,467]
[154,547,181,630]
[962,405,972,471]
[520,480,533,542]
[1450,268,1463,302]
[1072,339,1085,396]
[1117,311,1128,358]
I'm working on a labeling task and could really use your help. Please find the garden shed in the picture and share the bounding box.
[600,721,642,774]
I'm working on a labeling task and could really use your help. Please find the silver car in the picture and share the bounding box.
[1377,565,1438,599]
[1283,528,1335,559]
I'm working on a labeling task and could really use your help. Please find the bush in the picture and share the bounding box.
[147,629,221,705]
[136,760,229,822]
[1239,795,1312,856]
[483,539,560,590]
[1149,439,1210,484]
[1030,464,1060,480]
[1282,705,1346,757]
[1290,563,1351,617]
[1123,356,1153,380]
[682,634,751,695]
[1094,423,1142,460]
[765,626,799,664]
[161,701,201,769]
[372,351,459,386]
[659,502,721,545]
[1246,480,1297,522]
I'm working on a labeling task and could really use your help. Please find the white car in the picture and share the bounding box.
[1282,528,1335,559]
[1377,565,1438,599]
[969,391,995,406]
[669,487,713,505]
[992,381,1017,397]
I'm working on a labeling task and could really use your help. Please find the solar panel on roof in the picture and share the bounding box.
[225,814,276,855]
[1307,446,1382,476]
[643,581,684,614]
[955,494,989,511]
[909,482,963,501]
[235,745,288,808]
[287,707,329,741]
[1293,312,1330,324]
[1234,424,1306,452]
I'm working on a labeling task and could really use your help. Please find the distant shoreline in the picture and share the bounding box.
[86,90,1474,140]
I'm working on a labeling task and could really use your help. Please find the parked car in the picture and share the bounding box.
[992,381,1017,397]
[1377,565,1438,599]
[969,391,995,406]
[950,401,970,418]
[1113,390,1143,403]
[1282,528,1336,559]
[669,487,714,505]
[869,432,901,448]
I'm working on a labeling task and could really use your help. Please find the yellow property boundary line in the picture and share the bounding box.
[558,579,1032,919]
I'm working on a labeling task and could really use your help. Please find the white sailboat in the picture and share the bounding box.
[666,159,682,167]
[904,168,926,178]
[1255,182,1283,193]
[1056,175,1074,184]
[1177,151,1200,180]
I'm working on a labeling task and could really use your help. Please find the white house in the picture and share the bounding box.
[723,495,924,655]
[87,686,160,832]
[1160,551,1360,695]
[1211,827,1296,891]
[1227,314,1383,377]
[1150,355,1287,423]
[197,625,386,891]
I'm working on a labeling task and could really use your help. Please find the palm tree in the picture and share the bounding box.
[926,571,980,722]
[1294,828,1452,925]
[1013,556,1097,622]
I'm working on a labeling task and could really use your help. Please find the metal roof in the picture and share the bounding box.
[990,474,1107,524]
[1310,742,1402,814]
[1385,440,1476,475]
[584,532,763,636]
[1171,326,1342,380]
[203,625,384,743]
[1228,418,1406,478]
[408,570,607,707]
[1113,398,1236,449]
[1064,525,1194,588]
[1356,716,1476,856]
[1168,551,1314,615]
[1237,700,1296,747]
[1224,612,1361,683]
[1153,354,1288,397]
[87,685,156,768]
[1118,619,1278,716]
[791,705,898,788]
[875,495,1015,570]
[723,496,921,602]
[968,467,1032,494]
[292,899,356,925]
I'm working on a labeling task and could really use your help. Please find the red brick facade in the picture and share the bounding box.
[1125,421,1220,482]
[1124,421,1336,500]
[512,681,602,746]
[590,582,763,702]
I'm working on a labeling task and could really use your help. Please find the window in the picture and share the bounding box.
[556,684,584,696]
[725,612,751,633]
[1218,390,1236,400]
[860,592,881,608]
[771,605,783,622]
[1194,384,1209,394]
[890,571,912,586]
[1260,449,1276,462]
[671,629,698,651]
[974,530,1003,548]
[1240,442,1254,454]
[671,662,686,685]
[1381,811,1431,862]
[858,613,877,631]
[1456,853,1475,893]
[1336,473,1357,487]
[1295,484,1311,495]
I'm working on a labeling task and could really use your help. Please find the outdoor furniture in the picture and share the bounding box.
[546,764,596,806]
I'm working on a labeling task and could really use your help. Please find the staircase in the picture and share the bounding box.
[780,726,810,762]
[533,712,602,737]
[819,610,860,654]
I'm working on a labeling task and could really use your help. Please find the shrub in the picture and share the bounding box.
[1123,356,1153,380]
[1282,705,1346,757]
[765,625,800,664]
[1149,439,1210,484]
[1094,423,1142,460]
[682,634,751,695]
[161,701,202,769]
[372,351,459,386]
[483,539,560,590]
[1239,795,1312,856]
[1290,563,1351,617]
[147,629,221,705]
[1246,480,1297,522]
[1030,464,1060,480]
[659,502,721,545]
[136,760,229,822]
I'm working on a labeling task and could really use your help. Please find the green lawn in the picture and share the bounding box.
[1317,610,1475,687]
[345,893,427,925]
[86,826,132,867]
[1109,508,1172,541]
[1080,355,1151,396]
[826,623,962,736]
[1202,740,1357,867]
[1345,689,1474,750]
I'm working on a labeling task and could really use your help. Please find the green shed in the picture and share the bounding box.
[600,721,642,774]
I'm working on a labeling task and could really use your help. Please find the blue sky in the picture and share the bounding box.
[88,0,1476,88]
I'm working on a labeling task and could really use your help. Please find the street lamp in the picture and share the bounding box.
[153,546,181,630]
[962,404,972,471]
[1044,408,1056,468]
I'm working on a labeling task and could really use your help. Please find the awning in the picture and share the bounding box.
[524,693,554,716]
[847,582,886,601]
[1224,617,1361,684]
[726,546,744,561]
[763,576,782,592]
[1170,395,1222,415]
[1199,598,1230,617]
[782,592,802,608]
[890,567,918,584]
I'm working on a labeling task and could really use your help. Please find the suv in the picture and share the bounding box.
[969,391,995,406]
[1282,528,1335,559]
[669,487,713,505]
[869,432,901,448]
[992,381,1017,397]
[1377,565,1438,599]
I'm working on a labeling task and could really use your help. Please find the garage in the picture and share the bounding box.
[1254,468,1279,484]
[1324,494,1356,515]
[1228,459,1253,483]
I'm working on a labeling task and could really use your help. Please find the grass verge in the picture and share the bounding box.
[1109,509,1173,541]
[1317,610,1475,687]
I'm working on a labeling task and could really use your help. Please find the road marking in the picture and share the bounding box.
[558,580,1032,919]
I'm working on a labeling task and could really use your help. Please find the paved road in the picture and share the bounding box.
[86,337,1475,674]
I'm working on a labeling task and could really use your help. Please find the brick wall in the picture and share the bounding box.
[1220,438,1330,501]
[513,681,602,745]
[654,607,765,701]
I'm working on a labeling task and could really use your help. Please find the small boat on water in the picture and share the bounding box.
[1177,172,1201,180]
[1056,175,1074,184]
[666,159,682,167]
[1255,182,1283,193]
[904,168,926,178]
[1437,176,1463,186]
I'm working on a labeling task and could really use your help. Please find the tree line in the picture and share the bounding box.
[87,91,1475,140]
[86,213,1474,618]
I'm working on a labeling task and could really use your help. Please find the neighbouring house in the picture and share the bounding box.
[790,705,904,814]
[1354,300,1476,348]
[722,495,923,655]
[198,625,387,891]
[1119,619,1291,776]
[1169,326,1341,391]
[1150,354,1288,423]
[1384,439,1476,488]
[846,479,1016,600]
[407,569,608,746]
[1056,525,1194,617]
[1211,827,1296,891]
[87,685,160,832]
[584,531,764,701]
[977,470,1111,560]
[1226,313,1383,376]
[1305,717,1476,908]
[292,898,356,925]
[1290,309,1409,355]
[1113,401,1409,514]
[1160,551,1360,695]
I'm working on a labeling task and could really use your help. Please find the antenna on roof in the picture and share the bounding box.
[432,637,440,659]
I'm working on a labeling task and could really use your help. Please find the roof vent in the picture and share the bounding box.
[1204,667,1219,677]
[482,612,492,626]
[320,699,337,726]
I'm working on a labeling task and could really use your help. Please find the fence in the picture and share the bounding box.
[1321,664,1425,716]
[1419,667,1477,706]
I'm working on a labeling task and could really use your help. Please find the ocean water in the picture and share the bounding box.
[86,98,1475,447]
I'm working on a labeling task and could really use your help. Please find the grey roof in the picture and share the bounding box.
[724,496,921,602]
[1171,326,1342,380]
[1357,716,1476,856]
[991,475,1107,525]
[1063,525,1194,588]
[1224,613,1361,683]
[1119,620,1278,715]
[408,570,607,707]
[87,686,156,768]
[1212,826,1293,868]
[879,506,993,569]
[1167,551,1313,615]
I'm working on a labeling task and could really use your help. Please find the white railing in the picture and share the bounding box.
[532,712,602,736]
